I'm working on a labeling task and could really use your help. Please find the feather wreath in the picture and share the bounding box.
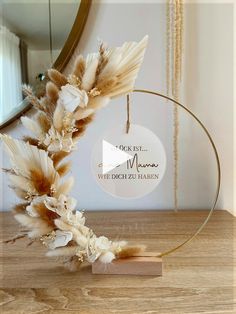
[1,36,148,271]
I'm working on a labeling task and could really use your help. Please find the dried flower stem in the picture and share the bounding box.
[3,233,27,244]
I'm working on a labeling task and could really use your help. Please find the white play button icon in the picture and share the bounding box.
[102,140,133,174]
[91,124,167,199]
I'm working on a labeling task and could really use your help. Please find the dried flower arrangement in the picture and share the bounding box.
[1,36,148,271]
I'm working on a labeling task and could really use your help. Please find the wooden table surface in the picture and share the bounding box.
[0,210,235,314]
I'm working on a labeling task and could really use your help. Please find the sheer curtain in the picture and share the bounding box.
[0,26,22,124]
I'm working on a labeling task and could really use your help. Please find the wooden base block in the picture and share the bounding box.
[92,252,162,276]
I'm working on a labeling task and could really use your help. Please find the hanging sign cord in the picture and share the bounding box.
[126,94,130,133]
[48,0,53,66]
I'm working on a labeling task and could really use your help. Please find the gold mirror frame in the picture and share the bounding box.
[132,89,221,257]
[0,0,92,130]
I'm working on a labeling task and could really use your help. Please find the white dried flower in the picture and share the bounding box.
[43,127,75,153]
[86,235,112,263]
[58,84,88,112]
[42,230,73,249]
[95,236,112,250]
[99,251,115,263]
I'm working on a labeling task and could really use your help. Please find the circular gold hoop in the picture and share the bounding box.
[132,89,221,257]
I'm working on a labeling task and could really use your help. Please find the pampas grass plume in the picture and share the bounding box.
[116,245,146,259]
[73,55,86,81]
[48,69,67,87]
[46,81,59,104]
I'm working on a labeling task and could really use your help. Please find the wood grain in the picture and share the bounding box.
[0,210,235,313]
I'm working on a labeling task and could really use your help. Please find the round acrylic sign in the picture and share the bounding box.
[91,124,166,199]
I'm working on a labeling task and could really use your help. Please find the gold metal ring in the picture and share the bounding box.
[132,89,221,257]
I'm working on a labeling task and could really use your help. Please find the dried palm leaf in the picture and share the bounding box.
[21,116,44,139]
[81,57,99,91]
[87,96,109,110]
[95,36,148,98]
[9,174,35,195]
[1,135,59,195]
[96,77,117,95]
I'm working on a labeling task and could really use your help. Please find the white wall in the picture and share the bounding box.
[234,2,236,216]
[182,2,234,214]
[28,49,60,84]
[0,1,234,213]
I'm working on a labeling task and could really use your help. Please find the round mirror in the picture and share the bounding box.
[0,0,91,129]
